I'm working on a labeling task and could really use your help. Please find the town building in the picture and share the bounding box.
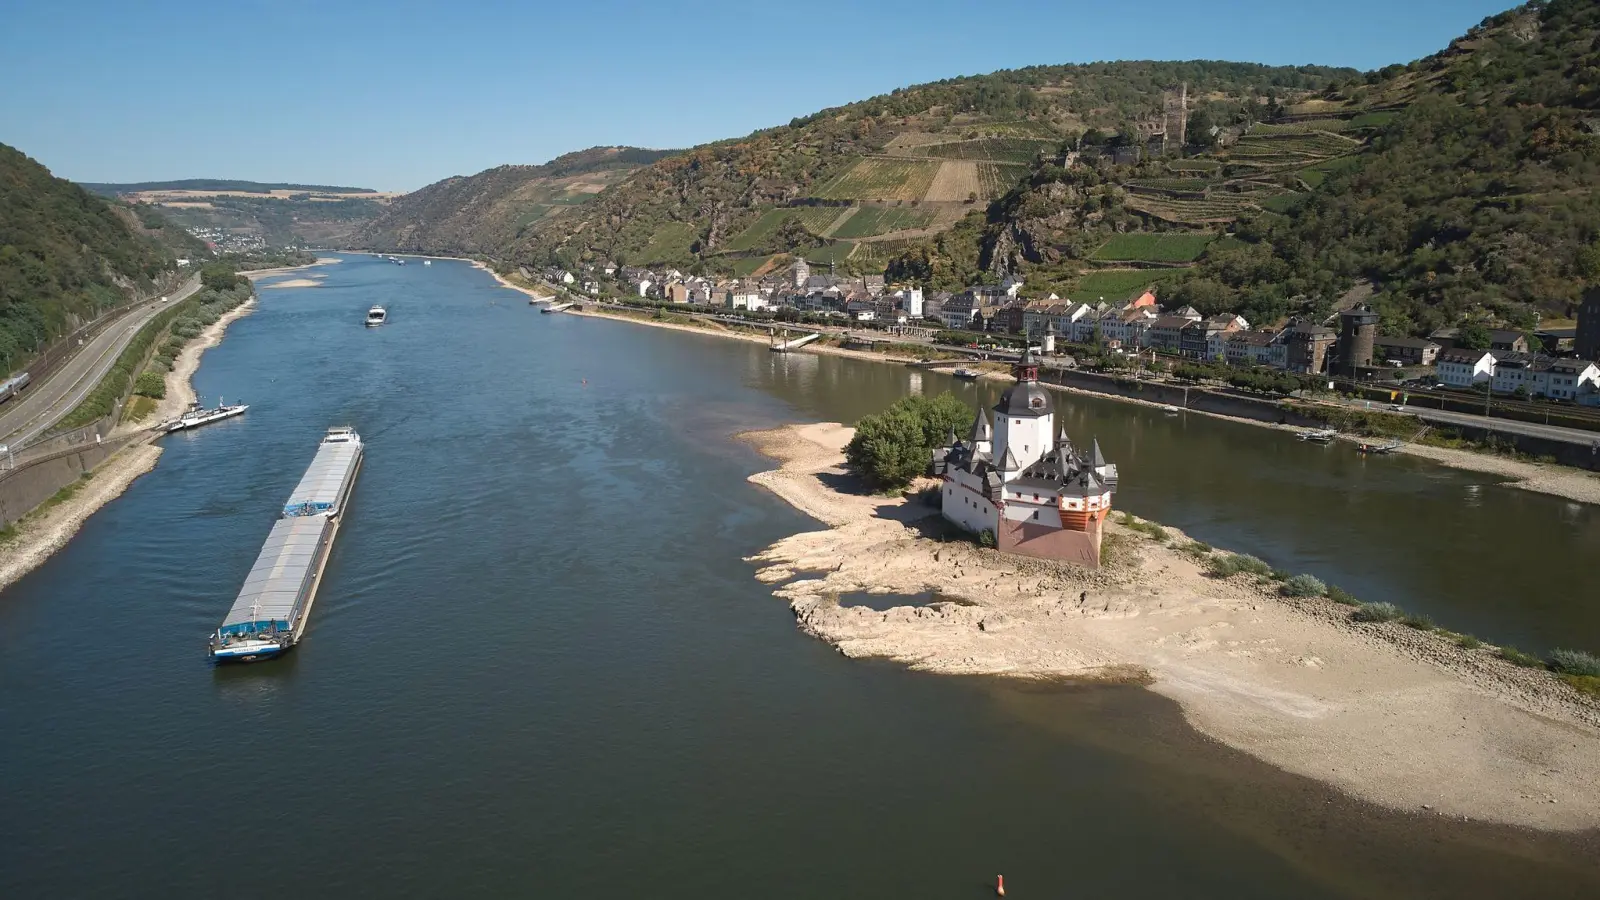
[1435,348,1496,387]
[791,257,810,289]
[932,351,1118,567]
[1280,318,1336,374]
[1373,337,1441,367]
[1489,330,1529,353]
[1223,330,1279,367]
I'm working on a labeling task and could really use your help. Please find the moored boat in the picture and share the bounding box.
[952,368,980,381]
[209,426,363,662]
[1298,428,1338,444]
[162,398,248,433]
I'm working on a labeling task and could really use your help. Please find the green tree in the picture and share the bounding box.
[200,262,240,292]
[845,392,973,489]
[1457,322,1492,350]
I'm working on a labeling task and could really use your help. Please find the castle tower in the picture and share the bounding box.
[991,350,1054,474]
[1043,321,1057,355]
[1337,304,1379,374]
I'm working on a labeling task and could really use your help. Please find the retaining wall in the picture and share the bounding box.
[0,435,140,529]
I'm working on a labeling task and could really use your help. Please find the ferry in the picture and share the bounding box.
[365,305,387,327]
[162,398,247,433]
[952,368,980,381]
[208,427,364,662]
[1298,428,1338,444]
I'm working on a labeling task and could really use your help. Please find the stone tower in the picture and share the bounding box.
[1337,304,1379,374]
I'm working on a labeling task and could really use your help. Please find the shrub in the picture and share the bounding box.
[1400,613,1434,631]
[1326,585,1358,606]
[1548,649,1600,677]
[1180,541,1212,557]
[1497,646,1543,668]
[1352,602,1402,623]
[978,528,997,548]
[1231,554,1272,577]
[133,370,166,399]
[1280,574,1326,598]
[1269,568,1290,582]
[1453,633,1483,650]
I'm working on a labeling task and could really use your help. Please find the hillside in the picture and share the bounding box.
[511,62,1351,275]
[83,179,377,195]
[0,143,197,375]
[345,147,676,256]
[1154,0,1600,335]
[92,181,400,248]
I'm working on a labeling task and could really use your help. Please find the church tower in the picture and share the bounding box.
[990,350,1054,473]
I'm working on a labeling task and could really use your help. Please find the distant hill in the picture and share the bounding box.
[344,147,675,256]
[0,143,199,375]
[334,1,1596,338]
[89,180,401,248]
[82,179,377,196]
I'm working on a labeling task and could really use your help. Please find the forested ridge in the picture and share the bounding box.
[0,143,199,376]
[1162,0,1600,334]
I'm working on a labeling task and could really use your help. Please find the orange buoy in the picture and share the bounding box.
[996,874,1006,896]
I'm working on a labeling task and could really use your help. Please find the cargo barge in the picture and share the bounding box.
[208,426,363,662]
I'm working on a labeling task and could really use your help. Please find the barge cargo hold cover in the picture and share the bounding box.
[212,517,332,659]
[209,426,363,662]
[283,427,362,517]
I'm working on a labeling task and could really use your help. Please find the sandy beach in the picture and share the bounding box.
[1,296,258,592]
[243,256,341,280]
[743,421,1600,831]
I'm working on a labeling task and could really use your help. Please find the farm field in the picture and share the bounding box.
[1091,232,1214,263]
[1125,178,1217,194]
[831,206,935,239]
[729,255,775,276]
[813,158,941,201]
[1350,110,1399,128]
[725,206,848,251]
[1124,193,1257,224]
[640,222,698,263]
[1250,119,1354,134]
[1167,160,1223,174]
[922,160,981,202]
[1297,155,1365,188]
[801,240,856,269]
[919,138,1056,164]
[1069,268,1183,302]
[978,162,1029,199]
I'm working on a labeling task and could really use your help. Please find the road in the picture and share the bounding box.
[1403,405,1600,447]
[0,278,198,450]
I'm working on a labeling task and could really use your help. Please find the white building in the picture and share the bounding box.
[1435,348,1496,387]
[932,352,1118,567]
[903,287,924,319]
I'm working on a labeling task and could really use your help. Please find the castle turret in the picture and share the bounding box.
[992,349,1054,473]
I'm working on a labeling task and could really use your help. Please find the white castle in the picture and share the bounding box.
[932,351,1118,567]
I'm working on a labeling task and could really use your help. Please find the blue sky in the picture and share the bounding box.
[1,0,1515,190]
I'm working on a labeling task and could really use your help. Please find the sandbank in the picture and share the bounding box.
[742,421,1600,832]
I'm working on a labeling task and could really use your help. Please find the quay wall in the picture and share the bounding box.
[0,428,141,529]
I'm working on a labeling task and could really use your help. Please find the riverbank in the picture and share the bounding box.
[139,296,257,429]
[519,292,1600,505]
[743,421,1600,832]
[242,256,341,280]
[562,303,932,367]
[0,295,258,592]
[0,444,162,592]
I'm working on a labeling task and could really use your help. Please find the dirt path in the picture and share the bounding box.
[742,422,1600,832]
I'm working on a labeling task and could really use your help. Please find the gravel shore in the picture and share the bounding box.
[743,422,1600,832]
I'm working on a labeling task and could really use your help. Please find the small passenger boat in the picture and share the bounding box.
[365,305,387,326]
[952,368,980,381]
[1298,428,1338,444]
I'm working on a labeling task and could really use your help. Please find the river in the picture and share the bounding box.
[1,254,1595,897]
